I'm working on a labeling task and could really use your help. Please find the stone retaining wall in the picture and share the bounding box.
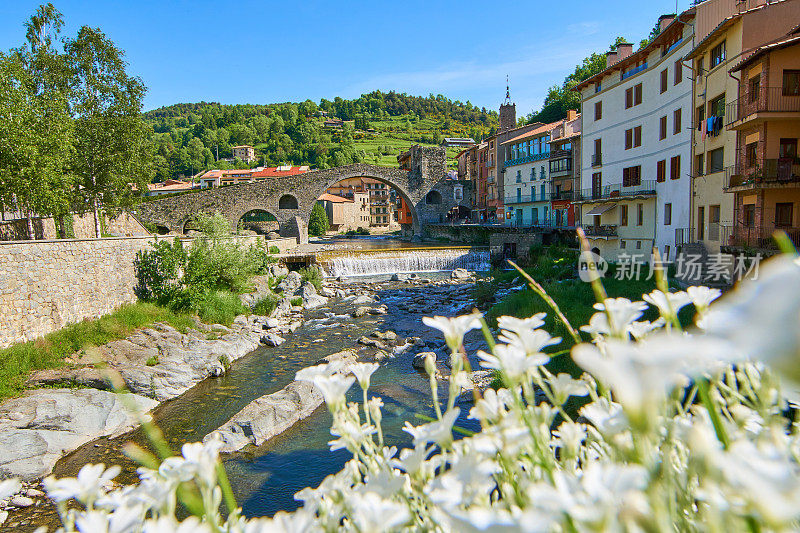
[0,235,295,348]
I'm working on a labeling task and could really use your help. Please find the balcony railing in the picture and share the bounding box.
[591,153,602,167]
[726,158,800,189]
[621,63,648,81]
[582,224,618,238]
[549,148,572,160]
[575,180,657,201]
[504,193,550,204]
[720,224,800,250]
[725,87,800,126]
[551,190,575,201]
[503,151,551,168]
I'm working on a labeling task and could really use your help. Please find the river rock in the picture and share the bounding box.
[268,264,289,278]
[206,381,324,453]
[412,352,437,371]
[10,496,33,508]
[369,305,388,315]
[319,286,336,298]
[358,336,387,350]
[272,297,293,318]
[25,367,109,390]
[352,306,371,318]
[0,388,157,480]
[390,273,407,281]
[372,330,397,342]
[261,333,285,347]
[300,282,328,309]
[264,318,280,329]
[276,271,302,294]
[451,268,471,280]
[351,294,374,306]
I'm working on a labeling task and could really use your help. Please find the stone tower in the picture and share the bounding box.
[499,76,516,132]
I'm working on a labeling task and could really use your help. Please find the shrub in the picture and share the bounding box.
[268,245,280,254]
[299,265,323,291]
[252,294,278,316]
[193,291,247,326]
[145,355,159,366]
[308,202,330,236]
[290,297,303,307]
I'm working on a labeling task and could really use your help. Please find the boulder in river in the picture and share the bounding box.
[300,282,328,309]
[261,332,285,347]
[276,271,302,294]
[451,268,471,280]
[352,306,371,318]
[0,388,157,480]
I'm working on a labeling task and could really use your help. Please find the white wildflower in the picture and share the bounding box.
[497,313,547,336]
[686,285,721,313]
[498,327,561,357]
[349,362,379,390]
[422,313,482,352]
[477,344,549,383]
[548,373,588,405]
[44,463,120,504]
[642,290,693,318]
[403,408,460,447]
[349,491,410,532]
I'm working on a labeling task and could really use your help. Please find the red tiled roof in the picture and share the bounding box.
[250,166,309,178]
[500,121,562,145]
[318,193,353,203]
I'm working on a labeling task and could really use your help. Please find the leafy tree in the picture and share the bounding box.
[65,26,153,236]
[308,202,330,236]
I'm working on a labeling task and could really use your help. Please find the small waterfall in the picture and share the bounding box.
[326,249,490,277]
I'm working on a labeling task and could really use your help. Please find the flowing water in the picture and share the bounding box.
[12,240,489,530]
[324,248,490,278]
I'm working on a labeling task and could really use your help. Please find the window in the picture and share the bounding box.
[621,240,627,249]
[620,204,629,226]
[776,203,794,227]
[696,154,705,176]
[696,104,705,128]
[593,139,602,166]
[595,82,601,93]
[670,155,681,180]
[636,240,642,249]
[709,94,725,118]
[745,142,758,168]
[780,138,798,160]
[742,204,755,227]
[664,203,672,225]
[595,101,602,120]
[657,159,666,182]
[637,204,644,226]
[660,69,668,93]
[623,166,641,187]
[660,116,667,140]
[783,70,800,96]
[540,184,546,200]
[708,148,724,173]
[674,60,683,85]
[592,172,602,197]
[516,170,522,183]
[697,57,704,79]
[625,129,632,149]
[673,108,682,135]
[625,84,642,108]
[749,74,761,103]
[698,206,705,239]
[625,127,642,149]
[710,41,726,68]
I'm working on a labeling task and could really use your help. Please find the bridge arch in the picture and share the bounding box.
[278,194,299,210]
[238,209,278,234]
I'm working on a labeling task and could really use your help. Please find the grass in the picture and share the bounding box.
[299,266,323,291]
[0,302,197,400]
[252,294,278,316]
[194,291,248,326]
[290,297,303,307]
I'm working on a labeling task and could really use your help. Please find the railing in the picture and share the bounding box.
[575,180,658,201]
[551,191,574,201]
[674,227,693,246]
[725,87,800,126]
[582,224,618,238]
[726,158,800,189]
[591,153,602,166]
[503,152,551,168]
[621,63,648,81]
[720,224,800,250]
[504,193,550,204]
[549,148,572,160]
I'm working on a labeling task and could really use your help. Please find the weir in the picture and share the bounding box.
[321,247,490,277]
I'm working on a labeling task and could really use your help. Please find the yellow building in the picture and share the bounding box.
[686,0,800,251]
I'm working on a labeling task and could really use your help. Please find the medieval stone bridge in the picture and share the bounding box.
[135,146,472,243]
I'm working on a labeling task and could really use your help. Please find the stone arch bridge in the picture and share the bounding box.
[136,147,472,243]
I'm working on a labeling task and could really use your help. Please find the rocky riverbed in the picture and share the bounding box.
[0,268,491,531]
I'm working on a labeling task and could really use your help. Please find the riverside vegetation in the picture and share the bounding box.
[18,250,800,531]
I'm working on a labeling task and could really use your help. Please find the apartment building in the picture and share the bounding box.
[548,110,582,227]
[500,122,560,226]
[723,27,800,249]
[318,192,371,232]
[575,12,696,262]
[476,142,489,222]
[232,145,256,162]
[198,166,309,187]
[687,0,800,251]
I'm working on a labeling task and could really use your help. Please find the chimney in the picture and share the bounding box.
[616,42,634,61]
[606,50,618,68]
[567,109,578,121]
[658,14,676,32]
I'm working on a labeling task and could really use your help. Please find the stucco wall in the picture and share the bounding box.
[0,234,292,348]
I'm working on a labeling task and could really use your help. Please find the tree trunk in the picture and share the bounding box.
[93,199,102,238]
[26,211,35,240]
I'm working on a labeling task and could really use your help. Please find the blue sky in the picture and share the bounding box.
[0,1,688,115]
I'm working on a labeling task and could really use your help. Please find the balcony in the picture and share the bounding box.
[504,193,549,204]
[503,151,551,169]
[551,190,574,201]
[549,148,572,160]
[575,180,657,201]
[725,158,800,190]
[591,153,602,167]
[725,87,800,128]
[583,224,618,238]
[621,63,648,81]
[721,224,800,250]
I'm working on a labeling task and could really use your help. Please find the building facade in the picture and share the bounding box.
[575,12,696,262]
[548,110,582,228]
[318,192,371,232]
[232,145,256,162]
[500,122,560,226]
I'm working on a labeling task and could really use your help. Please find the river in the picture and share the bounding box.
[9,238,491,530]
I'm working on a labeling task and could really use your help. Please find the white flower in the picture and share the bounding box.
[469,388,509,422]
[367,396,384,424]
[348,491,410,532]
[329,419,377,451]
[181,435,223,488]
[497,313,547,336]
[477,344,549,382]
[44,463,120,504]
[579,398,628,437]
[143,516,212,533]
[686,285,721,313]
[423,313,482,352]
[498,327,561,357]
[349,362,379,390]
[627,318,665,340]
[548,373,588,405]
[552,421,587,457]
[585,298,648,338]
[312,374,356,406]
[642,290,693,318]
[403,408,460,447]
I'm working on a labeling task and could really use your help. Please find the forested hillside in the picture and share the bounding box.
[144,91,499,180]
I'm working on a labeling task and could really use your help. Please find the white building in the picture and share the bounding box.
[574,11,695,262]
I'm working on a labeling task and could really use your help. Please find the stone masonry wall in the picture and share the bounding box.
[0,234,289,348]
